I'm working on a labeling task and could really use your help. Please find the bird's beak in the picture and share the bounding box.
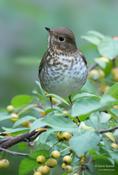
[45,27,51,33]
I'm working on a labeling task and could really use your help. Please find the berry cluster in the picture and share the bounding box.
[34,150,60,175]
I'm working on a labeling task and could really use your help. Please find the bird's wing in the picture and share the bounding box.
[79,51,87,65]
[38,51,48,76]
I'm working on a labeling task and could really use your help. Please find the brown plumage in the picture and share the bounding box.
[39,27,88,97]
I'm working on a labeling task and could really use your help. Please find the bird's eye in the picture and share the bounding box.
[58,36,65,42]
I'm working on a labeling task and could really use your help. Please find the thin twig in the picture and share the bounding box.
[99,126,118,134]
[0,147,28,156]
[88,63,97,72]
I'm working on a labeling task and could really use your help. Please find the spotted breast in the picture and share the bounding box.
[39,50,88,97]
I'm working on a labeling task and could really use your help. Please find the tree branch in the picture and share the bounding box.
[0,128,47,149]
[1,125,117,150]
[99,126,118,134]
[0,147,28,156]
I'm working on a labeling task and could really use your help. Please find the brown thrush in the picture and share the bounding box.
[38,27,88,97]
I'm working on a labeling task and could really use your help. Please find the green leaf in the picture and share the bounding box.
[100,95,117,107]
[30,149,49,159]
[13,115,36,127]
[11,95,33,107]
[31,112,78,132]
[35,80,46,96]
[30,118,46,131]
[100,112,111,123]
[36,129,55,144]
[82,31,104,45]
[2,127,29,135]
[69,131,100,156]
[72,92,98,102]
[106,83,118,99]
[71,93,118,118]
[95,57,112,75]
[42,113,78,131]
[83,31,118,59]
[86,112,110,130]
[71,95,101,117]
[110,108,118,117]
[19,158,38,175]
[98,37,118,59]
[89,149,110,160]
[0,112,11,121]
[107,150,118,162]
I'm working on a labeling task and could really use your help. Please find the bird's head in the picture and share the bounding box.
[45,27,77,53]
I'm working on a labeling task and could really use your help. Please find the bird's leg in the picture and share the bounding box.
[68,95,73,105]
[49,96,53,108]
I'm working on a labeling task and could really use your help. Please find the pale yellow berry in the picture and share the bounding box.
[111,143,118,149]
[65,165,73,173]
[10,113,19,122]
[51,98,60,105]
[46,158,57,167]
[0,159,10,168]
[62,132,72,140]
[40,110,46,117]
[99,84,109,93]
[63,155,72,164]
[56,132,63,140]
[37,165,50,174]
[112,68,118,81]
[113,105,118,109]
[6,105,14,113]
[63,110,69,116]
[98,69,105,78]
[36,155,46,164]
[22,121,30,128]
[61,163,66,169]
[80,155,86,165]
[88,69,105,80]
[51,150,60,159]
[33,171,42,175]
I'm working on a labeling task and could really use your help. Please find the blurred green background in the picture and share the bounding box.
[0,0,118,107]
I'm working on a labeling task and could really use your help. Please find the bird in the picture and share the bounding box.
[38,27,88,98]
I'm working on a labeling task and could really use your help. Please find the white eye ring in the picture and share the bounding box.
[58,36,65,42]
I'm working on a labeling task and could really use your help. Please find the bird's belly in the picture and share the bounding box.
[42,62,88,97]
